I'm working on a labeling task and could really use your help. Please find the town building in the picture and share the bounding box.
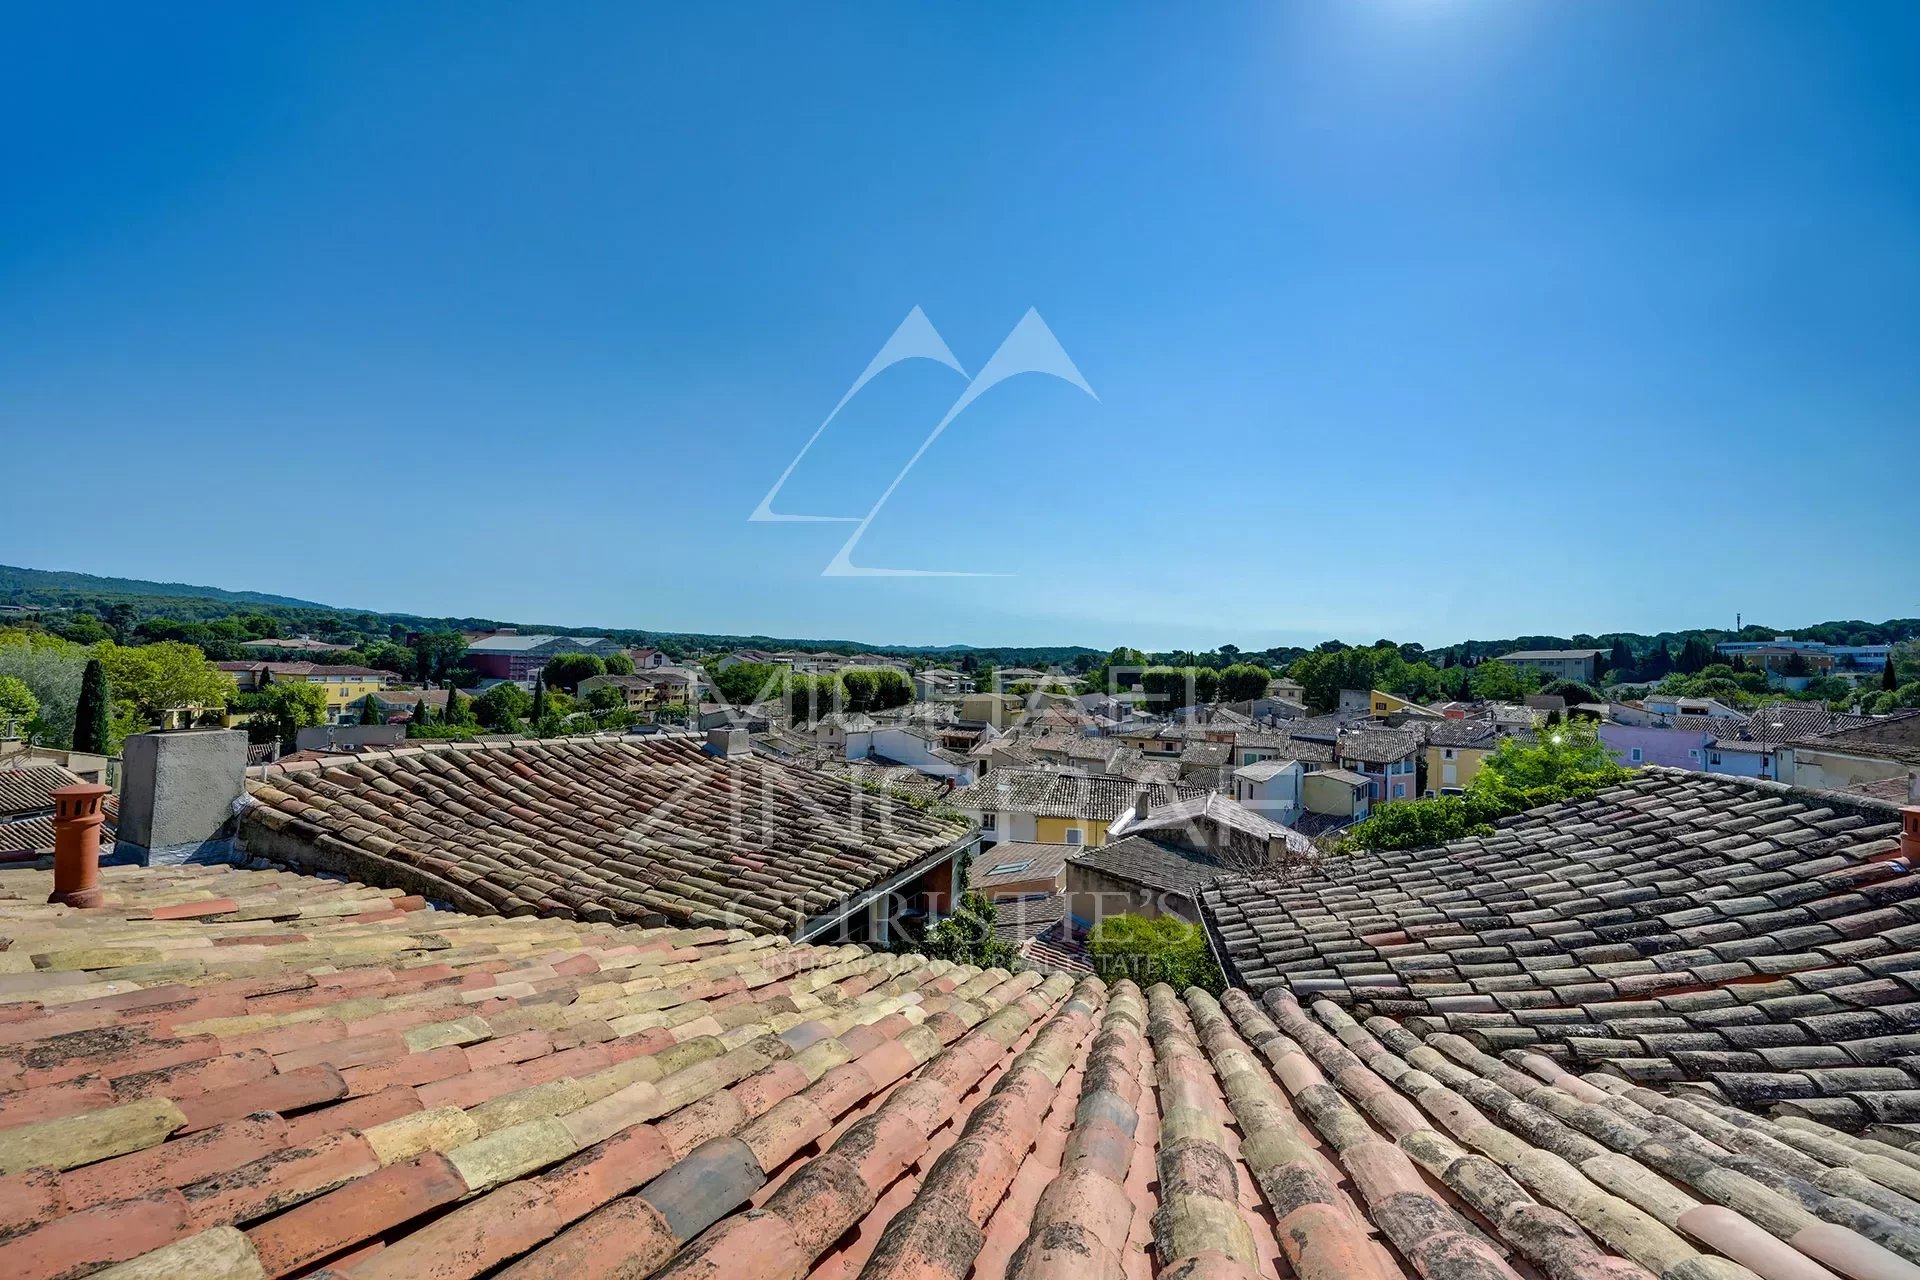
[1715,634,1893,675]
[1422,716,1506,793]
[1229,757,1302,825]
[947,769,1199,848]
[1497,648,1605,682]
[1777,711,1920,792]
[216,661,402,723]
[1333,724,1422,802]
[463,631,624,684]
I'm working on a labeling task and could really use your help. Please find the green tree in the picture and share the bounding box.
[474,681,533,731]
[789,673,843,723]
[443,686,473,728]
[712,662,785,708]
[94,641,236,727]
[411,632,467,684]
[106,603,138,644]
[1887,658,1900,691]
[72,658,111,754]
[603,652,635,676]
[1087,915,1223,994]
[1341,721,1630,853]
[539,653,606,693]
[530,673,551,723]
[1336,795,1496,853]
[840,667,879,711]
[1537,678,1601,706]
[235,682,329,748]
[910,893,1019,969]
[584,685,626,712]
[57,614,114,645]
[357,693,383,725]
[0,675,39,734]
[1607,637,1635,680]
[870,668,912,709]
[1467,660,1542,702]
[1676,636,1715,674]
[0,630,87,746]
[411,696,434,727]
[1213,660,1274,702]
[1470,720,1630,811]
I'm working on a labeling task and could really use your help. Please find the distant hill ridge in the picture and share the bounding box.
[2,561,1913,661]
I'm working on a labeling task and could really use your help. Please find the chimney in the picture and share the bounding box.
[117,728,248,865]
[1905,805,1920,868]
[48,782,112,908]
[1267,832,1288,867]
[1133,792,1150,822]
[705,727,749,759]
[1910,772,1920,806]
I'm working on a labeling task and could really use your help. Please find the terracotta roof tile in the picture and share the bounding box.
[238,735,972,935]
[17,768,1920,1280]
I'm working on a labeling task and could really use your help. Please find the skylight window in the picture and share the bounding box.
[987,859,1034,876]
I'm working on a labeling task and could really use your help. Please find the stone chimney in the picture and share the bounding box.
[1267,832,1288,867]
[1904,805,1920,867]
[117,728,248,865]
[48,782,112,907]
[1133,791,1151,821]
[705,727,749,759]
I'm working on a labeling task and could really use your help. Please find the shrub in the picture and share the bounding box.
[1087,915,1223,994]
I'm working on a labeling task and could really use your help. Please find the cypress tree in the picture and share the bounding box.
[444,685,467,727]
[412,696,433,728]
[531,673,550,725]
[74,658,111,754]
[1886,658,1899,691]
[358,693,382,725]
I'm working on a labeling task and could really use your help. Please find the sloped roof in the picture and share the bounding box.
[15,828,1920,1277]
[1233,758,1298,781]
[1423,717,1503,748]
[466,634,611,653]
[0,765,81,818]
[1202,767,1920,1127]
[972,841,1072,892]
[1336,725,1422,763]
[1068,833,1229,895]
[946,769,1203,821]
[1789,710,1920,766]
[238,735,971,935]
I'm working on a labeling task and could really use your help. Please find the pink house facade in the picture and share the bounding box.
[1599,722,1713,771]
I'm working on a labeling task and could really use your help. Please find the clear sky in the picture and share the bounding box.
[2,2,1915,650]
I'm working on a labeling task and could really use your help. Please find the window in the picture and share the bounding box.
[1630,748,1643,763]
[981,813,996,831]
[987,859,1034,876]
[1710,753,1721,765]
[1063,828,1084,845]
[1688,749,1699,760]
[1443,749,1455,760]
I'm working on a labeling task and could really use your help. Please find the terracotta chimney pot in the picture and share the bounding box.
[48,782,113,909]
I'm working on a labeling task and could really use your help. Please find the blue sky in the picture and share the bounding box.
[2,2,1915,650]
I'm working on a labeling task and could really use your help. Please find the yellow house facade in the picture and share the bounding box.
[219,662,401,722]
[1424,719,1505,793]
[1035,814,1112,846]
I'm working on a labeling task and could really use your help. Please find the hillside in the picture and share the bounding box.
[0,564,331,611]
[2,561,1912,665]
[0,563,1096,663]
